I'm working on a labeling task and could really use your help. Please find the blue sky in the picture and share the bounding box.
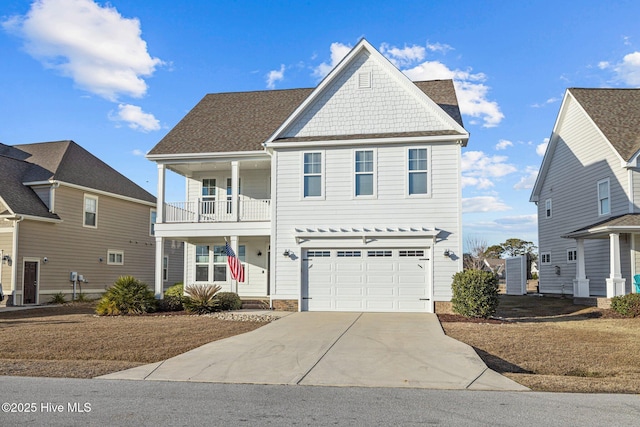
[2,0,640,249]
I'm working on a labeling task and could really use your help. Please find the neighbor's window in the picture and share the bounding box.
[408,148,428,195]
[195,245,209,281]
[545,199,552,218]
[355,150,374,197]
[303,152,322,197]
[598,178,610,216]
[83,195,98,227]
[163,256,168,282]
[150,209,157,236]
[107,250,124,265]
[567,249,577,263]
[540,252,551,264]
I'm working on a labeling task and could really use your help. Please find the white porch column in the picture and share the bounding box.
[606,233,626,298]
[573,238,590,297]
[230,235,239,293]
[155,237,164,299]
[156,164,166,223]
[231,161,239,222]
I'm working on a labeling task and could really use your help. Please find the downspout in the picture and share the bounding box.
[11,216,24,305]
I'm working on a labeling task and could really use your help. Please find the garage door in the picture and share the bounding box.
[303,248,431,312]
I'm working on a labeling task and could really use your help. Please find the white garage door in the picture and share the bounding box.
[303,248,431,312]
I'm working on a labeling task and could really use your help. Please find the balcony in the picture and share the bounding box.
[163,199,271,223]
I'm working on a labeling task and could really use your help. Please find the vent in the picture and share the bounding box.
[358,72,371,89]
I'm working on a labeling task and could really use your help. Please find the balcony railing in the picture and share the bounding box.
[164,199,271,223]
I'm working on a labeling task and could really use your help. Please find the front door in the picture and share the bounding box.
[23,261,38,304]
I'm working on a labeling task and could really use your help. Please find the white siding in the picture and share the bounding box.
[272,143,462,302]
[537,95,630,295]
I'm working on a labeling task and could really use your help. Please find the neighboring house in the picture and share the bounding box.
[0,140,183,306]
[531,88,640,298]
[148,39,469,312]
[483,258,506,280]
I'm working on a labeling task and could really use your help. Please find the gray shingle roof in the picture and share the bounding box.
[570,88,640,161]
[149,79,463,156]
[0,141,155,219]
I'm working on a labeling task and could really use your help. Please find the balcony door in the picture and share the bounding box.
[202,178,216,216]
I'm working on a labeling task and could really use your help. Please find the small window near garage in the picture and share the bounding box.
[399,250,425,257]
[540,252,551,264]
[367,250,392,257]
[307,250,331,257]
[107,250,124,265]
[337,251,362,257]
[355,150,375,197]
[408,148,428,195]
[545,199,552,218]
[567,249,577,263]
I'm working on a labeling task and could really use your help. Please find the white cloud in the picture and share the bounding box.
[536,138,549,156]
[531,97,560,108]
[612,51,640,85]
[426,42,453,53]
[266,64,285,89]
[312,42,352,79]
[132,149,145,156]
[495,139,513,150]
[3,0,163,101]
[513,166,539,190]
[461,150,517,189]
[110,104,160,132]
[380,43,426,68]
[598,61,610,70]
[462,196,511,213]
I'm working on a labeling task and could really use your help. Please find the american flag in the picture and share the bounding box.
[225,242,245,282]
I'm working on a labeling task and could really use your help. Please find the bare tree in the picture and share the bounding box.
[463,236,488,270]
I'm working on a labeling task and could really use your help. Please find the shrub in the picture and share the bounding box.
[74,292,90,302]
[158,282,185,312]
[216,292,242,311]
[611,293,640,317]
[95,276,157,315]
[49,292,66,304]
[183,284,222,314]
[451,269,499,318]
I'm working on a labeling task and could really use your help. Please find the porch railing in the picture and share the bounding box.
[163,199,271,223]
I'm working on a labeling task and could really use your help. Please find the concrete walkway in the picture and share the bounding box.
[98,312,527,391]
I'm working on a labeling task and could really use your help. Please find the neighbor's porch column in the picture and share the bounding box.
[157,163,166,223]
[573,238,590,297]
[231,161,239,221]
[155,237,164,299]
[606,233,626,297]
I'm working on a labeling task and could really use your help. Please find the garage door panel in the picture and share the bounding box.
[367,263,396,272]
[335,300,364,310]
[399,301,429,310]
[366,287,394,297]
[366,300,395,310]
[336,287,364,296]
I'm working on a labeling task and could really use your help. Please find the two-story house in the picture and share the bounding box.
[0,140,183,305]
[148,39,469,312]
[531,88,640,298]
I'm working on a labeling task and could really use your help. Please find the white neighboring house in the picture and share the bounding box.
[531,88,640,298]
[148,39,469,312]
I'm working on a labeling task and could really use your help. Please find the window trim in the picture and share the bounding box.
[301,151,325,199]
[353,149,376,198]
[540,252,551,264]
[567,248,577,264]
[597,178,610,216]
[83,194,98,228]
[406,147,431,197]
[107,250,124,265]
[545,199,552,219]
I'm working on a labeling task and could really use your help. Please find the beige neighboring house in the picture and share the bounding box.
[0,140,183,306]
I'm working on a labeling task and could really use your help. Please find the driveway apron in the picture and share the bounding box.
[98,312,526,391]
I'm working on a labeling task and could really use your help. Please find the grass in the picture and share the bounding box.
[0,302,268,378]
[440,295,640,393]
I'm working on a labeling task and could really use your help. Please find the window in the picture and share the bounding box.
[408,148,428,195]
[107,250,124,265]
[545,199,552,218]
[337,251,362,257]
[163,256,168,281]
[368,250,392,257]
[83,195,98,227]
[355,150,374,197]
[195,245,209,281]
[400,250,425,257]
[567,249,577,263]
[598,178,610,216]
[225,178,241,214]
[213,245,227,282]
[202,179,216,215]
[150,209,157,236]
[303,152,322,197]
[307,250,330,257]
[540,252,551,264]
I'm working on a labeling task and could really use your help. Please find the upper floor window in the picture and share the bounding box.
[83,195,98,228]
[598,178,610,216]
[150,209,157,236]
[408,148,428,195]
[355,150,374,197]
[303,152,322,197]
[545,199,552,218]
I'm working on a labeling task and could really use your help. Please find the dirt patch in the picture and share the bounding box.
[440,295,640,393]
[0,303,269,378]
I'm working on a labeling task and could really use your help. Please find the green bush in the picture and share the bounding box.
[216,292,242,311]
[49,292,66,304]
[158,282,185,312]
[183,284,222,314]
[611,293,640,317]
[95,276,157,315]
[451,269,499,318]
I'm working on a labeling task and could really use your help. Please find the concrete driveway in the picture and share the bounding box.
[98,312,527,391]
